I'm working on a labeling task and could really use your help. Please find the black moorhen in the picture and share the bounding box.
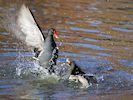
[68,59,86,75]
[52,59,91,78]
[7,4,59,69]
[66,59,97,87]
[37,28,59,69]
[51,58,97,88]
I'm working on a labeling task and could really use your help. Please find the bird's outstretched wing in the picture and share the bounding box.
[16,4,44,51]
[5,4,44,51]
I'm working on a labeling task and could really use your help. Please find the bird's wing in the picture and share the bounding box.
[16,4,44,50]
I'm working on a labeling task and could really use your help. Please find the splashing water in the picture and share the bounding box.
[14,51,56,80]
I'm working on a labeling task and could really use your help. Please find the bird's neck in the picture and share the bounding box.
[47,35,54,42]
[43,35,56,50]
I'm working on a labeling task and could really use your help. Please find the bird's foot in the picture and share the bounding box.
[32,57,39,60]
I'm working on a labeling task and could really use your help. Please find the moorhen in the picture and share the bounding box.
[65,59,97,88]
[5,4,97,88]
[7,4,59,69]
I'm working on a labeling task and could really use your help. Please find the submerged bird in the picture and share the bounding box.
[52,59,97,88]
[52,59,75,80]
[6,4,59,69]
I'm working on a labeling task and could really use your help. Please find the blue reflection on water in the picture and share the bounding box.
[74,55,112,68]
[0,52,33,57]
[70,27,100,33]
[98,33,112,39]
[84,38,98,42]
[0,32,9,35]
[0,91,13,95]
[119,59,133,68]
[59,52,88,57]
[0,42,17,45]
[65,42,108,50]
[0,85,12,89]
[87,20,102,26]
[111,71,133,80]
[65,22,76,25]
[112,27,133,32]
[97,52,111,57]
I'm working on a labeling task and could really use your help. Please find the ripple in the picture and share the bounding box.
[112,27,133,32]
[87,20,102,26]
[0,32,9,35]
[111,71,133,80]
[59,30,68,33]
[97,33,112,39]
[0,85,12,89]
[119,59,133,68]
[84,38,98,42]
[75,57,112,69]
[0,52,33,57]
[65,42,108,50]
[60,35,71,38]
[0,91,13,95]
[59,52,88,57]
[70,27,100,33]
[0,42,17,45]
[97,52,111,57]
[0,48,24,52]
[65,22,76,25]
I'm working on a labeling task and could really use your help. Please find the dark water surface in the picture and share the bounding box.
[0,0,133,100]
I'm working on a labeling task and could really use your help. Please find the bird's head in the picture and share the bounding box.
[66,58,75,66]
[48,28,59,39]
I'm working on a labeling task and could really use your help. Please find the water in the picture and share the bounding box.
[0,0,133,100]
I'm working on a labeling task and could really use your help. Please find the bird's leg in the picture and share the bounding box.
[52,47,58,59]
[49,47,58,66]
[47,47,59,74]
[32,48,41,60]
[49,59,55,65]
[34,48,41,58]
[47,65,55,74]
